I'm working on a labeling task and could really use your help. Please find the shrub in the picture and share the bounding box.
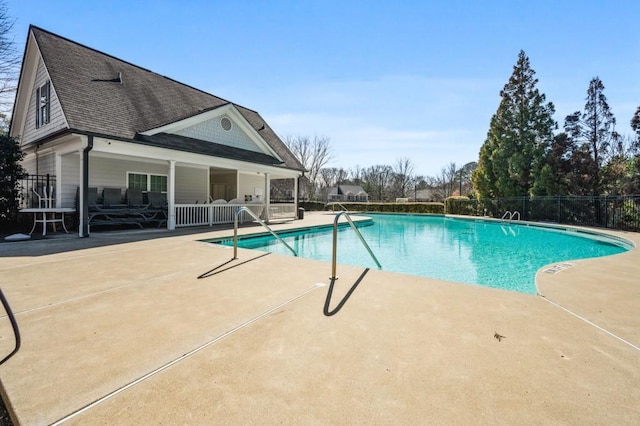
[324,202,444,214]
[445,196,475,216]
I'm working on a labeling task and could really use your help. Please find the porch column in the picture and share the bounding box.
[168,160,176,230]
[264,173,271,222]
[80,135,93,237]
[294,177,299,210]
[55,153,62,208]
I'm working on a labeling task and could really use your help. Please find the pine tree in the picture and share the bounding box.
[564,77,617,196]
[473,50,556,198]
[0,131,26,226]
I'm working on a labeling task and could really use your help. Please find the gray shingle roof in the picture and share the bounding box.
[31,26,304,171]
[135,133,283,166]
[338,185,368,195]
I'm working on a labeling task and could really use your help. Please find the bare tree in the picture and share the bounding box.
[429,162,458,200]
[0,1,19,114]
[363,164,393,201]
[318,167,348,189]
[349,165,363,185]
[392,157,414,199]
[284,135,333,200]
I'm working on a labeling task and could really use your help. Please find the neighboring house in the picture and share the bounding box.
[326,185,369,203]
[10,26,305,236]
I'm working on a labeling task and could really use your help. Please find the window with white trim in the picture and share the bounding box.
[35,81,51,128]
[127,172,167,193]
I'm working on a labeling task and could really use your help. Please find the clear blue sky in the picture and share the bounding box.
[7,0,640,178]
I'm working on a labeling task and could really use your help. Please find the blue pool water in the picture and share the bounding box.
[213,214,631,294]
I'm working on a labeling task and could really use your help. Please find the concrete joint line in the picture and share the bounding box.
[4,263,208,317]
[541,296,640,352]
[49,283,324,425]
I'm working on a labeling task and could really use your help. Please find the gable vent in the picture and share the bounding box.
[220,116,232,131]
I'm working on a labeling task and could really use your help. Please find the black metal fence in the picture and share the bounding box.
[446,196,640,232]
[17,174,57,209]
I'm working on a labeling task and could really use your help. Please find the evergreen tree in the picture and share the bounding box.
[564,77,617,196]
[531,133,572,196]
[473,50,556,198]
[0,132,26,226]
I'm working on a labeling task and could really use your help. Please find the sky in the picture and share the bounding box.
[6,0,640,178]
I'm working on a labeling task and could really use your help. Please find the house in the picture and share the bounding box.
[9,26,305,236]
[326,185,369,203]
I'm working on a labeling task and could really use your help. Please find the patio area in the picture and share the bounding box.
[0,212,638,424]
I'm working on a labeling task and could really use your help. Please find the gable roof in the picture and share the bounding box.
[22,26,304,171]
[338,185,368,195]
[135,133,283,166]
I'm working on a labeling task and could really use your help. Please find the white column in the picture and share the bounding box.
[294,177,299,206]
[235,170,240,199]
[264,173,270,222]
[168,160,176,230]
[78,148,85,236]
[55,153,62,208]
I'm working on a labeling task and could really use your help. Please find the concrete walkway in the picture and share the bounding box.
[0,212,638,425]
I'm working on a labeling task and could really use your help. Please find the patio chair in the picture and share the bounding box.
[32,184,55,208]
[147,192,167,209]
[87,187,99,209]
[102,188,124,208]
[211,199,227,204]
[127,188,145,208]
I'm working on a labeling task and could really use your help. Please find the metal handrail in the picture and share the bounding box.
[501,210,521,222]
[327,202,349,212]
[233,207,297,259]
[0,289,21,365]
[331,211,381,280]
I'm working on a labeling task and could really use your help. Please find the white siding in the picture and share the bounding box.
[89,157,168,189]
[21,153,38,176]
[21,56,67,146]
[22,151,56,176]
[87,157,207,203]
[175,115,263,153]
[175,166,208,204]
[238,173,266,202]
[61,153,80,208]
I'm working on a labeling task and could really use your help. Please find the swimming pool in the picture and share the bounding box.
[212,214,631,294]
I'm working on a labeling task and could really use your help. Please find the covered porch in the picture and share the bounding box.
[27,134,302,236]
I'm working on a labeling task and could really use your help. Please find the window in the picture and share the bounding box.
[150,175,167,192]
[127,172,167,192]
[35,81,51,128]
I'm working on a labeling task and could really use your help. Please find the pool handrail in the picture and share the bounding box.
[327,202,350,212]
[233,206,298,259]
[501,210,520,222]
[0,288,21,365]
[331,211,381,280]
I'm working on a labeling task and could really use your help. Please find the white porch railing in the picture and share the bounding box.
[174,203,267,228]
[268,203,297,220]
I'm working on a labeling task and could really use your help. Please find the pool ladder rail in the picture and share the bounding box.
[0,288,21,365]
[501,210,521,222]
[330,211,381,280]
[324,211,382,316]
[326,202,350,212]
[230,207,381,316]
[233,207,298,259]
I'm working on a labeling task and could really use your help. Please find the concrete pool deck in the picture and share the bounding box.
[0,211,638,424]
